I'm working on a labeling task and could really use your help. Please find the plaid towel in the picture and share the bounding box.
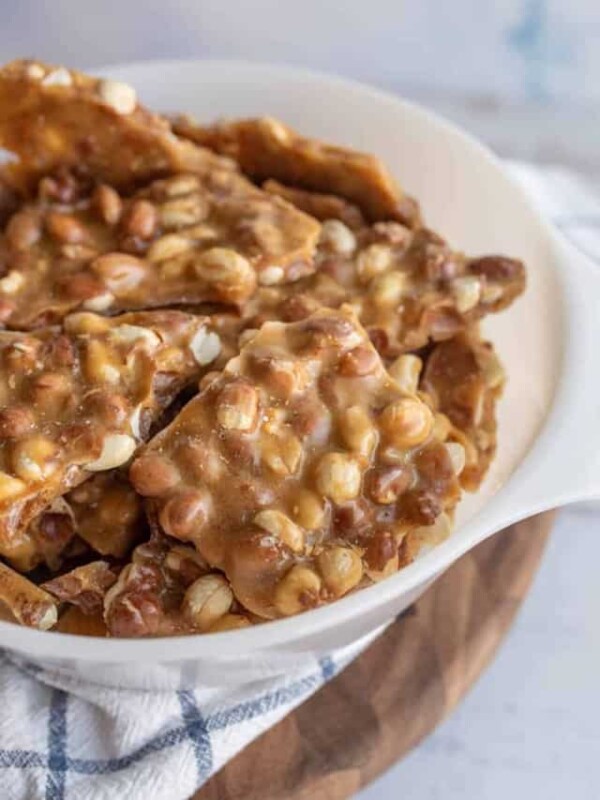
[1,163,598,800]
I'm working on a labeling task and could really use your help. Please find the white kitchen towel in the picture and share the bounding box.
[0,631,380,800]
[0,162,598,800]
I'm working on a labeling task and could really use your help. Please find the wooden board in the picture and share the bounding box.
[196,512,554,800]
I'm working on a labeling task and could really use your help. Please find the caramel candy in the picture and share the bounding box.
[0,560,57,629]
[0,309,219,569]
[43,560,118,615]
[131,308,462,620]
[0,59,235,192]
[172,115,420,225]
[241,223,526,359]
[0,169,320,329]
[64,471,145,558]
[103,536,249,637]
[421,329,505,491]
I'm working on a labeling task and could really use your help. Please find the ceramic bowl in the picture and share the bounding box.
[2,60,598,688]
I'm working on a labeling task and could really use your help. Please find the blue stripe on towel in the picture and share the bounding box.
[45,689,68,800]
[177,690,213,782]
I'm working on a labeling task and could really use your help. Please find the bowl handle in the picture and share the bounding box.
[498,238,600,523]
[456,240,600,548]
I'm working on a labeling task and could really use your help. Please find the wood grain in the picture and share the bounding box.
[196,512,554,800]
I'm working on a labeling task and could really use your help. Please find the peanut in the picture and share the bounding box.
[315,452,362,504]
[318,546,363,597]
[452,276,481,312]
[91,252,147,293]
[129,454,181,497]
[194,247,256,301]
[292,489,326,531]
[12,436,59,482]
[46,213,89,245]
[217,382,259,432]
[356,243,392,282]
[0,271,25,295]
[86,434,136,472]
[275,565,322,616]
[182,574,233,631]
[338,406,377,458]
[261,431,303,476]
[84,340,121,385]
[254,509,304,553]
[5,210,41,250]
[147,233,191,262]
[379,398,433,449]
[162,174,201,198]
[338,345,379,377]
[444,442,466,475]
[370,270,407,306]
[158,489,210,540]
[209,614,252,632]
[159,195,207,229]
[98,79,137,114]
[93,184,122,225]
[189,328,221,366]
[319,219,357,255]
[122,199,157,239]
[0,471,26,501]
[388,354,422,394]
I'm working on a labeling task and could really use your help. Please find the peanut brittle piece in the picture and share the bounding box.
[130,308,463,621]
[103,536,253,637]
[20,469,144,572]
[242,221,526,359]
[66,471,145,558]
[0,60,236,193]
[0,560,57,629]
[420,329,505,491]
[22,497,80,572]
[172,115,420,225]
[29,470,145,565]
[0,309,221,569]
[263,180,366,230]
[43,560,118,615]
[0,169,320,329]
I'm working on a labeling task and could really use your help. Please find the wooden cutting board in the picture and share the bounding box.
[196,512,554,800]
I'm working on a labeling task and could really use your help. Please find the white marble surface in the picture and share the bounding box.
[358,506,600,799]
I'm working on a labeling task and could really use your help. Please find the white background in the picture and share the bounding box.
[1,2,600,798]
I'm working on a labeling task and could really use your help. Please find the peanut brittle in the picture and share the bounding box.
[263,179,366,230]
[0,57,527,638]
[65,472,145,558]
[18,471,144,574]
[0,60,236,193]
[0,309,220,569]
[103,537,252,636]
[21,497,82,572]
[0,560,57,629]
[0,168,320,329]
[242,221,526,358]
[43,560,118,615]
[421,329,505,491]
[130,308,462,621]
[172,115,420,225]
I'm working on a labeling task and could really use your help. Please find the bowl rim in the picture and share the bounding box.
[0,58,573,663]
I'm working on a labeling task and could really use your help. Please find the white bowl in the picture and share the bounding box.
[2,60,599,689]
